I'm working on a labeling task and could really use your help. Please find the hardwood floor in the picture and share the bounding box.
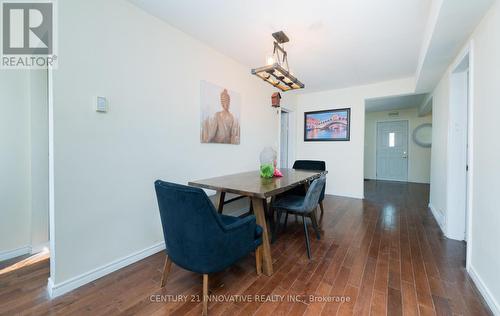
[0,181,492,315]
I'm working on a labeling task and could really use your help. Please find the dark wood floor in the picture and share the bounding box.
[0,181,492,315]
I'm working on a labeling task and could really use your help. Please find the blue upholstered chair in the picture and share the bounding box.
[290,160,327,216]
[154,180,263,315]
[271,176,326,259]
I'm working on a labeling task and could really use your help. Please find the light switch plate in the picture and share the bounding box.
[96,96,108,112]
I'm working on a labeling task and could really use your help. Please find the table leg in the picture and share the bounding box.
[251,197,273,276]
[215,191,225,213]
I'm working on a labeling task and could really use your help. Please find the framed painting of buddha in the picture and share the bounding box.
[200,81,241,145]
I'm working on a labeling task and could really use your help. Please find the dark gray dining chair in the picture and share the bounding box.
[271,176,326,259]
[291,160,327,216]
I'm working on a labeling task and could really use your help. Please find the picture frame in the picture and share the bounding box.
[304,108,351,141]
[200,80,241,145]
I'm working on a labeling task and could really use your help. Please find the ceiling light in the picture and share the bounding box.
[251,31,305,92]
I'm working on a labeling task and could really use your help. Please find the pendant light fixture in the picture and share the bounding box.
[251,31,305,92]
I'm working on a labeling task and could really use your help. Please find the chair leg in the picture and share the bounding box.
[255,246,262,276]
[215,191,225,214]
[265,201,275,234]
[160,255,172,288]
[302,215,312,259]
[319,201,325,217]
[283,212,289,231]
[310,211,321,240]
[272,210,282,243]
[202,274,208,316]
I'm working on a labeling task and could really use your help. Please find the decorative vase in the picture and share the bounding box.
[259,147,277,178]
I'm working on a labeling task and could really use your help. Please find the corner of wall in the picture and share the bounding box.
[48,241,165,298]
[469,264,500,315]
[428,203,446,234]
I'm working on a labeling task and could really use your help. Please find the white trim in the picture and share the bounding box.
[0,245,31,262]
[47,277,55,297]
[469,265,500,315]
[31,242,50,255]
[465,41,475,272]
[47,66,56,282]
[332,192,364,200]
[374,177,408,183]
[428,203,446,233]
[47,242,165,298]
[364,177,430,185]
[279,106,296,169]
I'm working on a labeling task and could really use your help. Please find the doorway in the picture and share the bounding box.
[280,110,290,168]
[376,120,409,181]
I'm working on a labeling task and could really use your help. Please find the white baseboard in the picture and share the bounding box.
[327,192,364,200]
[47,276,55,297]
[469,265,500,315]
[366,178,430,185]
[31,242,49,255]
[428,203,446,233]
[344,193,364,200]
[47,241,165,298]
[0,245,31,262]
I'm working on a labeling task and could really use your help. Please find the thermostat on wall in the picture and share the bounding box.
[96,96,108,112]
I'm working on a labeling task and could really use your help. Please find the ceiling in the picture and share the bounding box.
[365,93,428,112]
[129,0,431,91]
[415,0,495,92]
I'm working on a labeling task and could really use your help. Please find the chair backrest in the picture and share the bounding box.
[293,160,326,201]
[293,160,326,171]
[154,180,226,270]
[303,176,327,212]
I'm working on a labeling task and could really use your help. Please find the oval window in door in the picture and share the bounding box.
[413,123,432,147]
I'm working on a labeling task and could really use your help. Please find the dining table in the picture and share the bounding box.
[188,168,327,276]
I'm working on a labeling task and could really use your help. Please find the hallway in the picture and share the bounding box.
[362,180,488,315]
[0,181,491,315]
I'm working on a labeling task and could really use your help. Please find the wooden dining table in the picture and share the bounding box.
[188,168,327,276]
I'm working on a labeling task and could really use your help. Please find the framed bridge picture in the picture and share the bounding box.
[304,108,351,141]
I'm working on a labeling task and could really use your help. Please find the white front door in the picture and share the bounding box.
[376,120,408,181]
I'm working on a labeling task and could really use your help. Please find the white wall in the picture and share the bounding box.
[50,0,278,290]
[468,1,500,312]
[364,108,432,183]
[294,78,414,199]
[429,1,500,313]
[29,70,49,252]
[0,69,49,261]
[429,71,450,229]
[0,71,32,259]
[446,70,469,240]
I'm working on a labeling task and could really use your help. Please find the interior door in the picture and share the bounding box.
[376,120,409,181]
[280,111,289,168]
